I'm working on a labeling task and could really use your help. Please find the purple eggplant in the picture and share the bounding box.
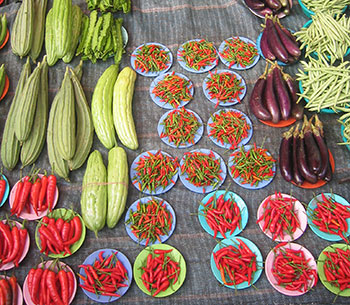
[265,66,281,123]
[297,128,318,184]
[282,71,304,120]
[265,17,289,63]
[274,19,301,59]
[265,0,282,10]
[312,115,329,180]
[292,125,304,185]
[303,116,322,175]
[279,126,294,182]
[244,0,266,10]
[260,28,276,61]
[272,63,291,120]
[249,76,273,121]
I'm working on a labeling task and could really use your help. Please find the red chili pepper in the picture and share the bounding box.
[63,216,82,246]
[10,180,23,216]
[0,175,6,204]
[30,177,41,215]
[46,174,56,212]
[58,270,69,305]
[2,225,20,265]
[31,268,44,304]
[0,278,12,305]
[47,270,64,305]
[8,275,17,305]
[38,174,48,211]
[16,178,32,216]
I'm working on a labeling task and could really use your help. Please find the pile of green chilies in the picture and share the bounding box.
[133,44,171,73]
[297,58,350,112]
[301,0,348,15]
[339,111,350,146]
[295,12,350,64]
[160,107,201,147]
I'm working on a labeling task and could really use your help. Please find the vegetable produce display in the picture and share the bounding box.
[279,116,332,186]
[249,62,303,124]
[79,250,129,298]
[86,0,131,13]
[76,10,125,64]
[139,248,181,296]
[0,220,28,268]
[0,275,18,305]
[259,14,301,64]
[339,112,350,147]
[159,107,202,147]
[26,261,76,305]
[299,0,348,16]
[0,13,8,48]
[244,0,291,17]
[125,197,173,246]
[295,12,350,64]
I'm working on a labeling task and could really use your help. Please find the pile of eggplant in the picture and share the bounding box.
[244,0,291,17]
[279,115,332,185]
[260,14,301,64]
[249,62,303,124]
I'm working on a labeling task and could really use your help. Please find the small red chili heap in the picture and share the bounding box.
[160,107,201,147]
[28,262,76,305]
[133,150,179,193]
[0,220,28,267]
[140,248,181,297]
[126,198,173,246]
[213,239,258,286]
[230,143,276,186]
[133,44,171,73]
[79,251,129,298]
[178,39,218,71]
[220,36,258,68]
[308,193,350,243]
[181,150,223,191]
[38,213,83,256]
[205,71,244,107]
[209,110,250,149]
[202,191,242,238]
[152,72,193,108]
[271,244,318,293]
[322,247,350,291]
[257,192,300,240]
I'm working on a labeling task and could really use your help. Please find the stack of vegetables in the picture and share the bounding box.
[86,0,131,13]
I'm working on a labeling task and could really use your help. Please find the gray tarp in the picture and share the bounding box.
[0,0,350,304]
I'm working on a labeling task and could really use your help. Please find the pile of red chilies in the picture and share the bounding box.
[272,244,318,293]
[202,192,242,238]
[322,247,350,291]
[11,172,57,217]
[38,214,82,256]
[141,248,181,297]
[0,220,28,268]
[79,251,128,298]
[309,193,350,243]
[28,263,75,305]
[134,44,170,73]
[0,275,18,305]
[256,192,300,240]
[213,239,257,286]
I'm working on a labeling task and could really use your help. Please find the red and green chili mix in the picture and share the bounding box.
[202,191,242,238]
[160,107,201,147]
[220,37,258,68]
[141,248,181,296]
[230,144,276,186]
[126,198,173,246]
[213,239,258,286]
[152,72,193,108]
[181,150,223,189]
[132,151,179,193]
[133,44,171,73]
[205,71,244,107]
[257,193,300,240]
[178,39,218,71]
[208,110,251,149]
[308,193,350,243]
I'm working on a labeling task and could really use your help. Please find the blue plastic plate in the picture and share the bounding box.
[177,39,219,73]
[218,36,260,70]
[198,190,248,239]
[130,150,179,195]
[158,108,204,148]
[131,42,173,77]
[79,249,132,303]
[307,193,350,242]
[228,145,276,190]
[341,124,350,151]
[0,174,9,207]
[149,72,194,109]
[125,196,176,246]
[203,69,247,107]
[179,149,226,194]
[211,237,263,289]
[207,108,253,150]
